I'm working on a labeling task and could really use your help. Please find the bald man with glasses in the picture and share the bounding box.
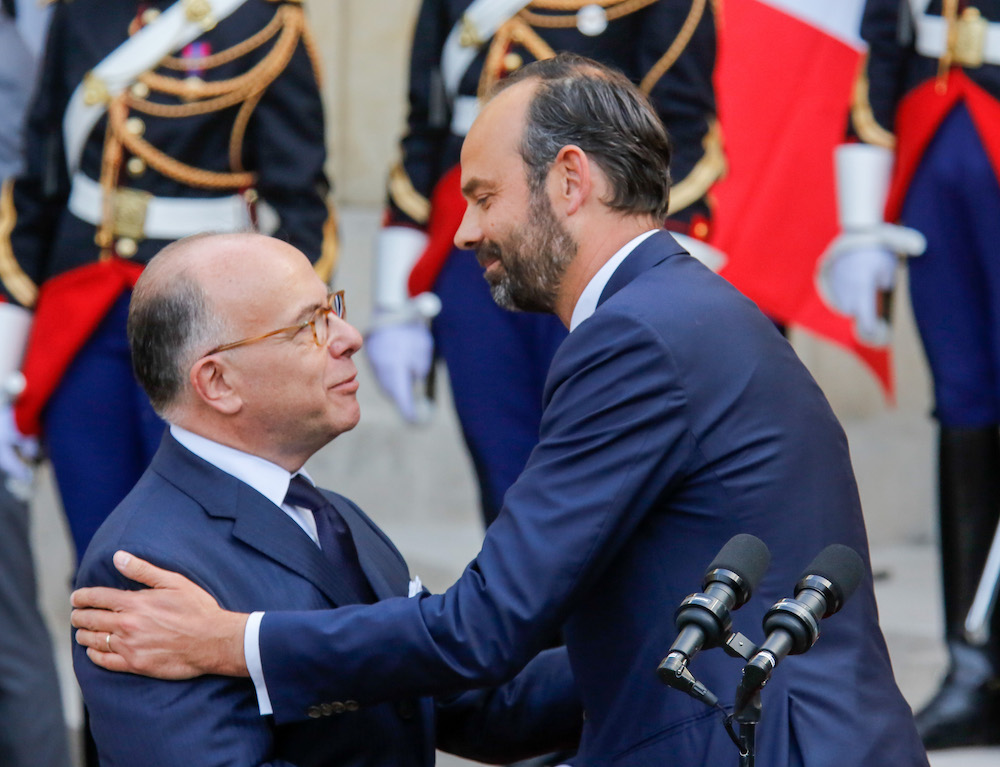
[72,232,581,767]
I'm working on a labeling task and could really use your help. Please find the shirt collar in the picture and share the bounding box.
[169,424,314,508]
[569,229,658,331]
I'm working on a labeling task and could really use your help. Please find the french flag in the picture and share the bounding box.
[711,1,893,393]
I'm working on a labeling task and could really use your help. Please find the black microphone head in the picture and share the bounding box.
[797,544,865,615]
[704,534,771,606]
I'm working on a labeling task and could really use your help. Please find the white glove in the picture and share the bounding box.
[0,405,38,498]
[820,244,897,347]
[366,320,435,423]
[369,226,441,423]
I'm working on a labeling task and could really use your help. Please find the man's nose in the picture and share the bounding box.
[454,206,482,251]
[328,317,363,357]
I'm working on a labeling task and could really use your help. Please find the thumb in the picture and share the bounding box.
[113,550,183,589]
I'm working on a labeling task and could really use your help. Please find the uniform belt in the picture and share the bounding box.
[68,172,279,240]
[916,12,1000,68]
[451,95,481,137]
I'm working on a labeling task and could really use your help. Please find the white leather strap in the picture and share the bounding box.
[914,12,1000,65]
[441,0,533,99]
[450,95,481,136]
[63,0,251,175]
[0,303,30,399]
[67,172,279,240]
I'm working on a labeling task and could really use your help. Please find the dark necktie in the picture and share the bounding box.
[284,475,376,604]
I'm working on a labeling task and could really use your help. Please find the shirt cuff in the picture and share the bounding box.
[245,611,272,716]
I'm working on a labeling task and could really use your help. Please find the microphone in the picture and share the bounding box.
[742,543,865,693]
[658,534,771,704]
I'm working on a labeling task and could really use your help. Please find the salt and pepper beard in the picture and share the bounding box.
[478,187,578,314]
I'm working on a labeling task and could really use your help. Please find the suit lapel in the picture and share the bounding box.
[151,434,367,607]
[598,230,687,308]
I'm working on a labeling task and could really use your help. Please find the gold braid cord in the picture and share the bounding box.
[97,102,126,254]
[0,180,38,307]
[518,0,659,26]
[850,53,896,150]
[478,0,698,96]
[640,0,704,94]
[479,18,556,98]
[115,4,305,190]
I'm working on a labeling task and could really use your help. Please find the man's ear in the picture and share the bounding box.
[190,356,242,415]
[551,144,592,216]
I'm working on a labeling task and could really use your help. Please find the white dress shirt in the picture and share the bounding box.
[568,229,658,331]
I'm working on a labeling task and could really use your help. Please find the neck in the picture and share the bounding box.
[172,415,309,473]
[554,215,659,325]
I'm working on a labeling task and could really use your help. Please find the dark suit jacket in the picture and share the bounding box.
[255,232,929,766]
[74,434,581,766]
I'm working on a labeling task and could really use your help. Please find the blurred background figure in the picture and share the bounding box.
[0,1,334,763]
[822,0,1000,750]
[0,0,335,566]
[0,3,72,767]
[365,0,721,528]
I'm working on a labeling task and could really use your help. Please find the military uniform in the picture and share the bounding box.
[0,0,334,560]
[377,0,721,525]
[853,0,1000,748]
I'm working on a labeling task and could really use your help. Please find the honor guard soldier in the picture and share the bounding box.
[820,0,1000,749]
[367,0,723,526]
[0,0,335,563]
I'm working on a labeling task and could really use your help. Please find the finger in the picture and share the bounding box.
[86,647,131,673]
[71,586,134,611]
[113,550,185,589]
[75,627,119,649]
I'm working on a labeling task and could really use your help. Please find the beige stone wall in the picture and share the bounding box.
[306,1,421,206]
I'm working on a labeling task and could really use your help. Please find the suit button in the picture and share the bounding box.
[345,700,359,712]
[330,701,346,714]
[306,706,322,719]
[126,157,146,177]
[503,53,523,72]
[395,699,417,720]
[125,117,146,137]
[116,238,138,258]
[320,703,334,716]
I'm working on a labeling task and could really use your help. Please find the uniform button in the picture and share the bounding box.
[395,699,417,720]
[344,700,359,712]
[306,705,322,719]
[130,82,150,100]
[126,157,146,177]
[319,703,334,716]
[125,117,146,137]
[116,238,138,258]
[692,220,710,239]
[330,701,346,714]
[141,8,161,25]
[503,53,523,72]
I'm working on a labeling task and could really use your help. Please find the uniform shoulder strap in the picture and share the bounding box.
[62,0,253,175]
[440,0,534,100]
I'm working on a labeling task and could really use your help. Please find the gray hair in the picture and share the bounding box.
[498,53,673,220]
[127,237,229,418]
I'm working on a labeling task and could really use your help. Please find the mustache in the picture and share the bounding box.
[475,240,503,267]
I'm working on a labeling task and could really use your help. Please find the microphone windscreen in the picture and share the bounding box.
[800,543,865,605]
[707,534,771,591]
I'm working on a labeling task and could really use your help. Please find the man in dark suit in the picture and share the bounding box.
[73,232,581,766]
[73,56,927,766]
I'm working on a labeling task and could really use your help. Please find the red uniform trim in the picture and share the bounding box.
[14,259,144,436]
[407,165,466,297]
[887,69,1000,221]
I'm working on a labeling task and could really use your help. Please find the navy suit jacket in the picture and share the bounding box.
[74,434,581,766]
[257,233,926,765]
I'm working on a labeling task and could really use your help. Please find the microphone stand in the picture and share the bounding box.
[733,673,762,767]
